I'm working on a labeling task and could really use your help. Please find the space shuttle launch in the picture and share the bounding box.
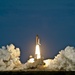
[35,35,41,60]
[29,35,45,67]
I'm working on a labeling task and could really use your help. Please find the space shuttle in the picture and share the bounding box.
[36,35,41,45]
[34,35,45,66]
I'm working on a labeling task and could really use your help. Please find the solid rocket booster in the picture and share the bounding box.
[36,35,41,45]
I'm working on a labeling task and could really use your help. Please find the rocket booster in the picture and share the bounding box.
[36,35,41,45]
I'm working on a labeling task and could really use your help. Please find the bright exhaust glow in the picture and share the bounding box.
[28,58,34,63]
[35,45,41,59]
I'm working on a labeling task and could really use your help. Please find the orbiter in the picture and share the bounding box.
[36,35,41,45]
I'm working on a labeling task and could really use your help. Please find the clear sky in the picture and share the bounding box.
[0,0,75,63]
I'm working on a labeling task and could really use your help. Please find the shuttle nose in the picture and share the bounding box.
[36,35,40,45]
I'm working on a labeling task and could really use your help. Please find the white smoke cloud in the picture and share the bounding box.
[0,44,75,71]
[0,44,23,71]
[44,46,75,71]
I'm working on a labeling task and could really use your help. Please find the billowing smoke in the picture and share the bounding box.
[0,44,75,71]
[0,44,23,71]
[44,46,75,71]
[22,46,75,71]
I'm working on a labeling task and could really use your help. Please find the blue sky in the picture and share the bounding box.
[0,0,75,62]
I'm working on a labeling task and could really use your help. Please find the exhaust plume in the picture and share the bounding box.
[0,44,75,71]
[35,45,41,59]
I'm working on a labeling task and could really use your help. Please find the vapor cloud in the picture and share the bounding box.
[0,44,23,71]
[44,46,75,71]
[0,44,75,71]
